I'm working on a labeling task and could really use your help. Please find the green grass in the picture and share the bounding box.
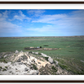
[56,57,84,74]
[0,36,84,74]
[59,63,68,70]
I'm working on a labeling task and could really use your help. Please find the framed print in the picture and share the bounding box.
[0,1,84,83]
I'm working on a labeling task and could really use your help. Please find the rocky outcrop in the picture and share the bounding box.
[55,60,58,65]
[0,50,71,75]
[41,53,49,57]
[15,50,19,54]
[0,50,51,75]
[48,57,53,64]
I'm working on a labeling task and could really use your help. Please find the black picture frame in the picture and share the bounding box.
[0,80,84,83]
[0,1,84,4]
[0,1,84,83]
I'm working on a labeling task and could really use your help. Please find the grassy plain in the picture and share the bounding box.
[0,36,84,74]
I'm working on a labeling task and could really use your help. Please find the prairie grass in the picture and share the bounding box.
[0,36,84,74]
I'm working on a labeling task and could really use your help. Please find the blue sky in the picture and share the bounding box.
[0,9,84,37]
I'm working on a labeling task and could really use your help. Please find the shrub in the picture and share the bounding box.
[52,66,57,72]
[53,60,56,64]
[21,55,27,60]
[59,63,68,70]
[0,66,2,70]
[29,51,32,53]
[44,57,49,61]
[0,58,7,63]
[3,59,7,63]
[32,64,38,70]
[40,46,42,48]
[2,68,7,71]
[43,45,49,46]
[38,52,41,55]
[5,66,8,69]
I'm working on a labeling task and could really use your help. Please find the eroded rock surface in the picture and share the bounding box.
[0,50,71,75]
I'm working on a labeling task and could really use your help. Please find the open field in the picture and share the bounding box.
[0,36,84,74]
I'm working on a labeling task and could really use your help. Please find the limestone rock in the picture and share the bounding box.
[0,51,66,75]
[29,70,39,75]
[55,60,58,65]
[48,57,53,64]
[20,50,23,53]
[25,68,29,71]
[15,50,19,54]
[4,55,7,58]
[41,53,48,57]
[17,55,27,62]
[34,52,38,55]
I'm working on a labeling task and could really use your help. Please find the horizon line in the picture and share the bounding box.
[0,35,84,38]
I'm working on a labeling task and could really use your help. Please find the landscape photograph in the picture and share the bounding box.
[0,9,84,75]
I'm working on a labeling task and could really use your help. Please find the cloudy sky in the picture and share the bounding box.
[0,9,84,37]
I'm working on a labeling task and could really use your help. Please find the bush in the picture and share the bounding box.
[5,66,8,69]
[3,59,7,63]
[0,58,7,63]
[2,68,7,71]
[38,52,41,55]
[29,51,32,53]
[21,55,27,61]
[40,46,42,48]
[0,66,2,70]
[53,60,56,64]
[52,66,57,72]
[43,45,49,46]
[44,57,49,61]
[32,64,38,70]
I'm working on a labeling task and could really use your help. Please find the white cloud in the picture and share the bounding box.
[27,25,59,33]
[0,21,22,34]
[26,25,64,36]
[28,9,45,16]
[32,14,67,23]
[3,11,8,18]
[14,11,31,21]
[0,11,8,21]
[0,11,23,36]
[30,10,84,36]
[0,10,84,37]
[32,10,84,26]
[32,10,84,30]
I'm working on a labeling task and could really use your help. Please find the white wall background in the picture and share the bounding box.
[0,0,84,81]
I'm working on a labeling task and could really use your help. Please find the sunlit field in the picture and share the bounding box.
[0,36,84,74]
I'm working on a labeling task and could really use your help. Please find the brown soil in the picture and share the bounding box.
[24,47,58,50]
